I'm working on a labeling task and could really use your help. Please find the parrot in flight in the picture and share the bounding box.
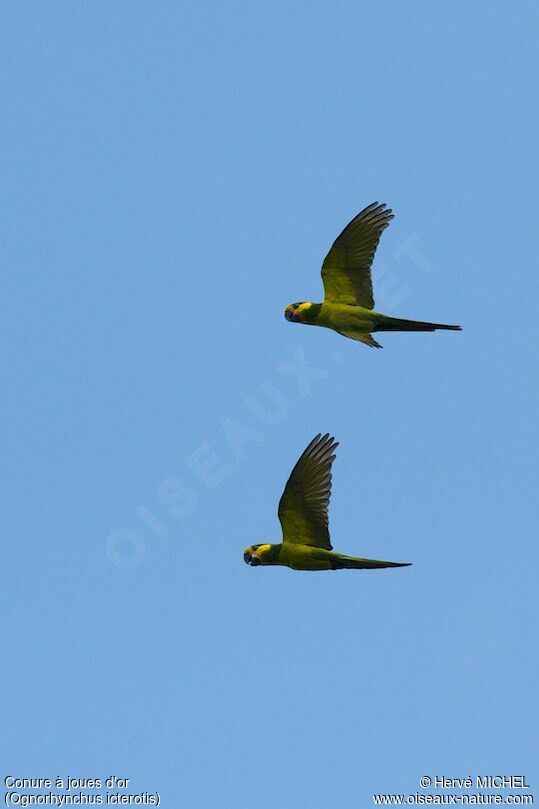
[284,202,461,348]
[243,433,411,571]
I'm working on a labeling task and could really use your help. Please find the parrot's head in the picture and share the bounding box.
[243,544,271,566]
[284,302,312,323]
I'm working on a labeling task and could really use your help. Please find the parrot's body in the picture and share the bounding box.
[246,541,408,571]
[284,202,461,348]
[243,434,410,572]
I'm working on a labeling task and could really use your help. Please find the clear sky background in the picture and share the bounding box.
[2,2,538,806]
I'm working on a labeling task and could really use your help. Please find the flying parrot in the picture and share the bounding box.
[243,433,411,571]
[284,202,461,348]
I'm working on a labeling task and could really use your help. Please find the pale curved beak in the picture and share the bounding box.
[249,554,261,567]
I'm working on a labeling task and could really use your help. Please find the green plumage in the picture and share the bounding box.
[284,202,461,348]
[243,434,411,572]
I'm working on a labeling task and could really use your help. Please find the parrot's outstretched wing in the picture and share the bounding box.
[278,433,338,550]
[321,202,394,309]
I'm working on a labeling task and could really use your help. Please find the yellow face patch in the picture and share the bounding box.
[297,302,313,314]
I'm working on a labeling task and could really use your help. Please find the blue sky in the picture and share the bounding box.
[2,2,538,806]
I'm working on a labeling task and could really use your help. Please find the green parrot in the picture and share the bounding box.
[284,202,461,347]
[243,433,411,572]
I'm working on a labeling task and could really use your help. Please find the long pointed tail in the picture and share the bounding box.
[331,554,411,570]
[375,315,461,333]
